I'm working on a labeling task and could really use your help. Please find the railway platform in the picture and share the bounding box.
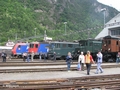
[0,67,120,81]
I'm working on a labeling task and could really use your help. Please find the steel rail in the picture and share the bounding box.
[0,61,117,66]
[0,62,77,66]
[0,74,120,90]
[0,64,120,73]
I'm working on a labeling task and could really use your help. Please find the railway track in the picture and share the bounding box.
[0,58,115,66]
[0,60,116,66]
[0,74,120,90]
[0,63,120,73]
[0,61,75,66]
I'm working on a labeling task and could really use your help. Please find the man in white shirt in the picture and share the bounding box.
[78,52,85,71]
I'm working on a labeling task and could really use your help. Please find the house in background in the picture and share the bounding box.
[95,13,120,39]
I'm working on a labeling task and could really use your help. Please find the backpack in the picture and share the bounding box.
[1,53,5,57]
[4,53,7,57]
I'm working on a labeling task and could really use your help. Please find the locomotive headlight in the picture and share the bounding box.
[104,44,106,46]
[108,48,110,51]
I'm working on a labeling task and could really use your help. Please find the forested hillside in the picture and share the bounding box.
[0,0,119,44]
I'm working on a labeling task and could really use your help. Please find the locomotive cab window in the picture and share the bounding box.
[102,40,105,45]
[29,44,34,48]
[35,44,38,48]
[18,45,21,48]
[68,44,73,48]
[50,43,56,48]
[94,43,99,46]
[116,41,118,45]
[79,41,86,46]
[89,42,92,46]
[105,40,107,45]
[18,45,21,49]
[62,44,66,48]
[108,40,111,44]
[55,44,60,48]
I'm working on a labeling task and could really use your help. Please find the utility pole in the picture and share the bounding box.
[44,30,47,42]
[34,28,37,37]
[101,8,106,27]
[64,22,67,35]
[24,31,26,38]
[15,33,17,40]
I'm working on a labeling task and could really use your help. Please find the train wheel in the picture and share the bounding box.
[60,56,66,60]
[60,57,64,60]
[48,56,53,60]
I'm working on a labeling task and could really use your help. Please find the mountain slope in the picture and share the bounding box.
[0,0,119,44]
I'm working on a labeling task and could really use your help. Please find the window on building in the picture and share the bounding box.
[111,29,120,36]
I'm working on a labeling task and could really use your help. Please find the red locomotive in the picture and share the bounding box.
[102,36,120,62]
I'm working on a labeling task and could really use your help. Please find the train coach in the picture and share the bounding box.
[47,41,79,60]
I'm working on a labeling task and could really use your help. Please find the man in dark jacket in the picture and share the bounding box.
[1,52,7,62]
[53,52,56,62]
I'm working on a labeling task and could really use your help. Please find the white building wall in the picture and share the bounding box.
[95,13,120,39]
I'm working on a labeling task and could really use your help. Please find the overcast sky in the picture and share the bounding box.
[97,0,120,11]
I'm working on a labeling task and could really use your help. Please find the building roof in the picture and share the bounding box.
[103,35,120,40]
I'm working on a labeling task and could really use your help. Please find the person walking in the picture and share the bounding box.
[31,51,34,61]
[95,51,103,74]
[116,52,120,64]
[26,52,30,62]
[53,52,56,62]
[85,51,95,75]
[1,51,7,62]
[43,53,47,62]
[66,52,72,72]
[78,52,85,71]
[22,53,26,62]
[39,52,42,61]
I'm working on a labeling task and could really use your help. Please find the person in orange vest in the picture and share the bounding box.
[85,51,95,75]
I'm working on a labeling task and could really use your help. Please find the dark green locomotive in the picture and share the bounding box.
[47,41,79,60]
[74,39,102,60]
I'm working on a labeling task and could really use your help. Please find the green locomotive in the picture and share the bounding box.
[47,41,79,60]
[74,39,102,60]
